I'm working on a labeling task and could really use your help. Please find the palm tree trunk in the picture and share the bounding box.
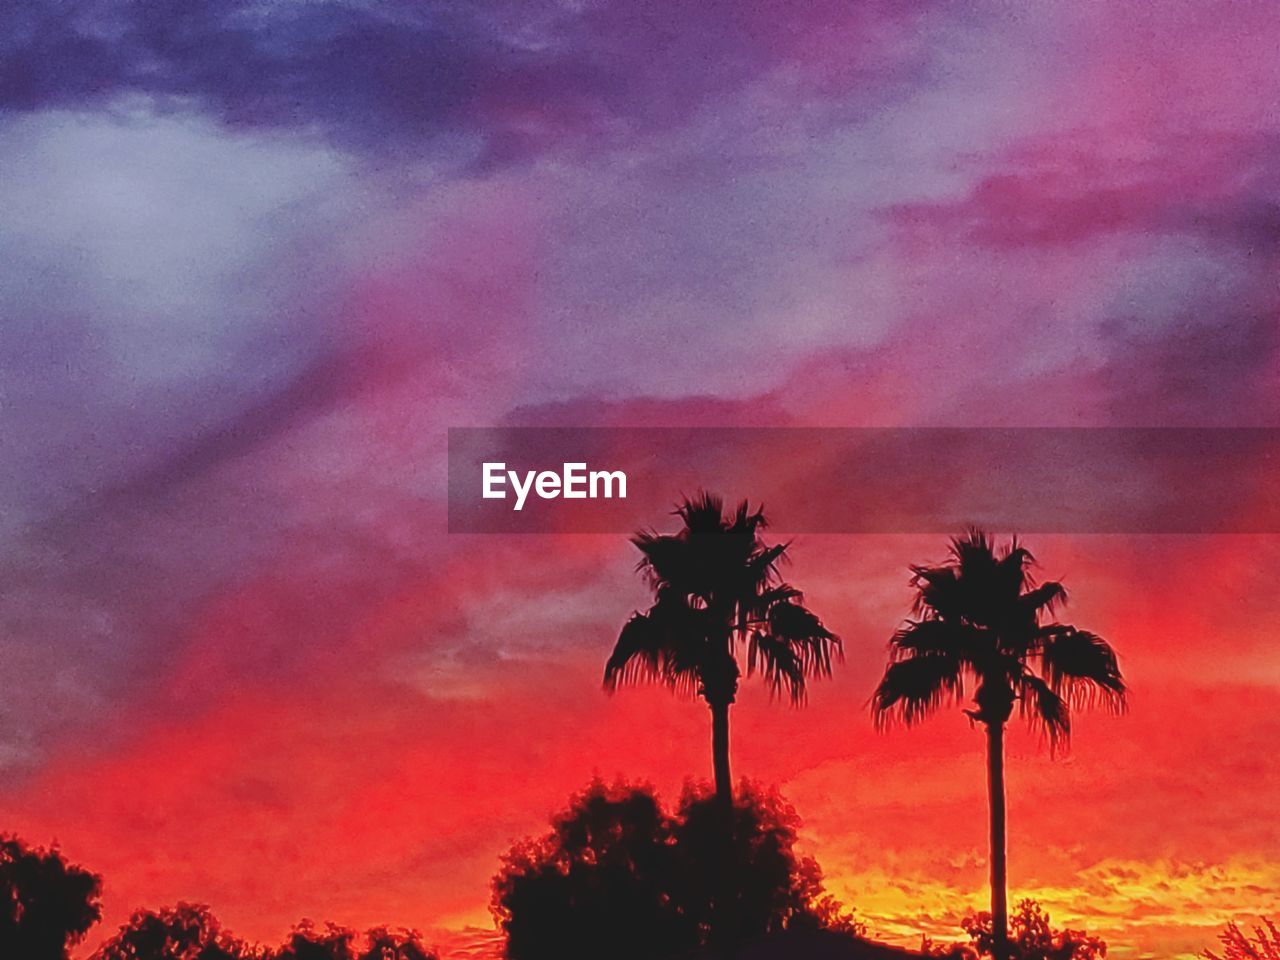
[709,698,736,957]
[986,721,1009,960]
[711,698,732,809]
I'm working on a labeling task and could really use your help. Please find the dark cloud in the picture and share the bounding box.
[1097,314,1280,425]
[888,175,1280,253]
[1,1,601,159]
[501,393,794,427]
[0,0,928,162]
[885,131,1280,255]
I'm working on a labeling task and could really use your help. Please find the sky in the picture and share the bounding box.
[1,1,1279,958]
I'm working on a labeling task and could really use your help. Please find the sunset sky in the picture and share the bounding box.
[2,2,1279,958]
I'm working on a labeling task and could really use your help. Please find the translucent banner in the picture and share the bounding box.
[447,427,1280,533]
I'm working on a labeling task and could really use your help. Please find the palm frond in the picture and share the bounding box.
[603,605,704,698]
[909,563,965,619]
[1019,581,1067,617]
[726,496,768,534]
[609,492,836,709]
[889,618,977,661]
[675,491,729,533]
[950,528,996,568]
[766,599,836,647]
[748,599,841,695]
[995,539,1037,595]
[749,584,802,615]
[604,612,666,689]
[1018,672,1070,751]
[884,531,1125,747]
[1040,628,1127,712]
[745,541,789,583]
[871,653,965,728]
[631,532,694,589]
[746,633,806,702]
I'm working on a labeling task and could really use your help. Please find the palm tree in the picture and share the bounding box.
[871,530,1126,960]
[605,492,840,809]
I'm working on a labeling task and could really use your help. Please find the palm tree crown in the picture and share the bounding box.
[872,529,1126,746]
[605,492,840,707]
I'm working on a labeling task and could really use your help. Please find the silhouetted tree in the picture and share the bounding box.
[94,911,434,960]
[872,532,1126,960]
[605,495,839,953]
[355,927,436,960]
[0,834,102,959]
[1205,919,1280,960]
[273,923,437,960]
[91,903,256,960]
[960,900,1106,960]
[274,923,357,960]
[669,783,833,946]
[605,493,840,809]
[491,779,850,960]
[493,781,688,960]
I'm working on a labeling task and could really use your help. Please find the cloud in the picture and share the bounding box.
[0,1,581,161]
[886,132,1280,255]
[0,0,934,165]
[0,110,359,534]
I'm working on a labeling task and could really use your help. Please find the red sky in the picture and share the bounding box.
[5,530,1280,959]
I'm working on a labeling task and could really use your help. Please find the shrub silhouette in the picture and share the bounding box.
[275,922,435,960]
[356,926,437,960]
[91,903,259,960]
[491,779,854,960]
[954,900,1105,960]
[670,784,828,944]
[274,923,356,960]
[0,834,103,959]
[493,781,687,960]
[1204,918,1280,960]
[93,910,436,960]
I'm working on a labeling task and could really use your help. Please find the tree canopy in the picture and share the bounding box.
[491,779,857,960]
[0,834,103,960]
[873,530,1126,747]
